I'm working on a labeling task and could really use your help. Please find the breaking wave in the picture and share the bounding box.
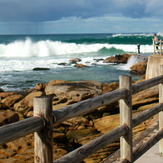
[0,37,153,58]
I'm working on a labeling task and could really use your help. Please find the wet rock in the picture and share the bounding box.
[0,88,4,92]
[94,58,104,62]
[69,58,81,64]
[33,67,50,71]
[74,63,89,68]
[103,53,130,63]
[130,62,147,75]
[58,63,67,66]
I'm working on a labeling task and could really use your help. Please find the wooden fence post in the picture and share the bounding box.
[34,96,53,163]
[153,40,156,55]
[159,65,163,154]
[119,75,133,162]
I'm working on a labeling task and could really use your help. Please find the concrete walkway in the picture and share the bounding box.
[135,142,163,163]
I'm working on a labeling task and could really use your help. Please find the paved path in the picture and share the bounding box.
[135,142,163,163]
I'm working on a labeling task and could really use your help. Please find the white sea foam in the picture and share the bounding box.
[117,54,148,71]
[112,32,163,38]
[111,33,154,37]
[0,38,153,58]
[0,57,63,72]
[122,55,140,70]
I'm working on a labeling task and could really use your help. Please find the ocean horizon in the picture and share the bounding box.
[0,32,161,92]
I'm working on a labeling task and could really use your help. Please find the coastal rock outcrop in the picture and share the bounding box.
[1,95,24,108]
[69,58,81,64]
[0,92,15,99]
[130,62,147,75]
[103,53,131,63]
[33,67,50,71]
[13,91,43,116]
[132,85,158,108]
[0,88,4,92]
[45,80,102,110]
[93,111,154,137]
[74,63,88,68]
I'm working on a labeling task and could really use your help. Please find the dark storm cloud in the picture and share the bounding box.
[0,0,162,22]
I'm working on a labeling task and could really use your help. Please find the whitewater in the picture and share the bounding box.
[0,33,160,91]
[0,37,153,58]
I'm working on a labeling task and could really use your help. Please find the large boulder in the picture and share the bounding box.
[45,80,102,110]
[103,54,131,63]
[33,67,50,71]
[1,95,24,107]
[13,91,43,116]
[74,63,88,68]
[69,58,81,64]
[130,62,147,75]
[0,88,4,92]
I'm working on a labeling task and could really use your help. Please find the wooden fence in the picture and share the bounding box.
[153,40,163,55]
[1,68,163,162]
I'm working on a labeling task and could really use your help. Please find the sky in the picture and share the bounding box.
[0,0,163,34]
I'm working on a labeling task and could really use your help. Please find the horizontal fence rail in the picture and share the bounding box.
[53,125,128,163]
[0,69,163,162]
[0,116,44,144]
[53,88,128,124]
[132,103,163,127]
[132,75,163,94]
[0,75,162,144]
[101,121,159,163]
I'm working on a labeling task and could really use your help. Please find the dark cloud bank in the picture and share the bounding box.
[0,0,162,22]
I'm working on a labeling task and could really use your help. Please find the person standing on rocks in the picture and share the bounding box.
[137,43,141,55]
[152,33,159,50]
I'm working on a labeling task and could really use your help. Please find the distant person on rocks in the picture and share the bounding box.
[152,33,159,50]
[137,43,141,55]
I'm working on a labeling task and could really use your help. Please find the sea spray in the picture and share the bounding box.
[117,54,148,71]
[118,55,141,70]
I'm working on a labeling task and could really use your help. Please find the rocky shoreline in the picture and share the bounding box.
[32,53,147,76]
[0,53,153,163]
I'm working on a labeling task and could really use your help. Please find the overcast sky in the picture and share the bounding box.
[0,0,163,34]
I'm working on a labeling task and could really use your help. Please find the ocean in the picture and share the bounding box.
[0,33,162,92]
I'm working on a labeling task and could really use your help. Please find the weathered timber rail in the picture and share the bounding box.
[153,40,163,55]
[1,68,163,162]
